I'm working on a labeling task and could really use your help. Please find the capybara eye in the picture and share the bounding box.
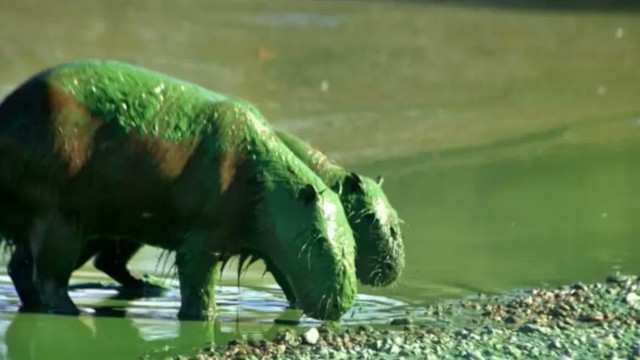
[363,213,376,223]
[343,172,363,193]
[390,227,398,238]
[298,184,317,205]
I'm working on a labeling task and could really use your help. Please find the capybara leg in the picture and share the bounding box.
[175,235,220,320]
[74,239,103,270]
[7,244,41,310]
[263,257,298,308]
[93,239,145,288]
[29,213,82,315]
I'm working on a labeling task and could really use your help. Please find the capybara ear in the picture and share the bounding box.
[343,172,363,193]
[298,184,318,205]
[375,175,384,186]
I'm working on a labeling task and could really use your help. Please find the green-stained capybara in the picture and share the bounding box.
[221,131,405,306]
[81,130,406,306]
[0,59,357,321]
[274,131,405,287]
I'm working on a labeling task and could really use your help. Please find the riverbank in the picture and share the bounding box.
[183,273,640,359]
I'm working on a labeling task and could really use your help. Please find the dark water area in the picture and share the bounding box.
[398,0,640,13]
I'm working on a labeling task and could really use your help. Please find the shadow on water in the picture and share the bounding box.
[381,0,640,12]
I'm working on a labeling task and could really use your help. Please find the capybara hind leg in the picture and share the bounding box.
[74,240,102,270]
[29,214,82,315]
[263,257,298,308]
[7,244,41,310]
[93,239,145,288]
[175,235,221,320]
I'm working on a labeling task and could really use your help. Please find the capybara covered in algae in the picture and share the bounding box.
[0,59,357,321]
[88,129,406,307]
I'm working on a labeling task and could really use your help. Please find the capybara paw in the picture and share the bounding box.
[18,301,80,316]
[177,307,217,321]
[17,304,43,314]
[119,274,172,298]
[49,304,81,316]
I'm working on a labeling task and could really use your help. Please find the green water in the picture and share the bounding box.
[0,0,639,358]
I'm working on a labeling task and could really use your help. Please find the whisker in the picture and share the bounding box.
[324,294,331,318]
[318,294,327,317]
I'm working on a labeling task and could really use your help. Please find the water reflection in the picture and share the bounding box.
[0,278,414,360]
[5,311,219,360]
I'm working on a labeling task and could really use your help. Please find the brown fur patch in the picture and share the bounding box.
[127,135,196,179]
[219,151,237,192]
[48,86,102,177]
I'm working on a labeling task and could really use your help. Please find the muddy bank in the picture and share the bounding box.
[172,273,640,360]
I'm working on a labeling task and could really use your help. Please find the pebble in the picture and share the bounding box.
[549,339,562,349]
[504,315,519,324]
[390,317,412,326]
[625,292,639,305]
[358,325,374,332]
[303,328,320,345]
[519,323,548,334]
[584,311,605,322]
[464,350,483,359]
[572,283,588,291]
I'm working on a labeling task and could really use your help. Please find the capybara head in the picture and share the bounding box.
[339,173,405,287]
[214,99,357,320]
[253,181,357,321]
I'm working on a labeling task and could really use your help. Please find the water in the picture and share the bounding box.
[0,274,411,360]
[0,0,639,358]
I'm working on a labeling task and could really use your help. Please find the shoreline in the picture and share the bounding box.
[183,273,640,360]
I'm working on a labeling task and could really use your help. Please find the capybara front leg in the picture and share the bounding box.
[29,213,82,315]
[7,243,41,311]
[175,235,220,321]
[94,239,168,297]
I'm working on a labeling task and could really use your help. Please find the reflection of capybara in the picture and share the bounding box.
[82,130,405,305]
[0,59,357,320]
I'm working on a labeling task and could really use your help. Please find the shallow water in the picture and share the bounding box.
[0,0,639,358]
[0,273,415,359]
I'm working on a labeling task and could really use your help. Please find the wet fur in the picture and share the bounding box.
[73,133,406,307]
[0,60,357,320]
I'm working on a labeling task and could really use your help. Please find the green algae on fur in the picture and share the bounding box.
[49,60,223,143]
[276,131,405,287]
[226,131,406,308]
[0,59,357,321]
[37,62,404,310]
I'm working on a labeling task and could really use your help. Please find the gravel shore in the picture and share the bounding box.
[177,273,640,360]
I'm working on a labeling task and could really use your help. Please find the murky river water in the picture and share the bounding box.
[0,0,639,358]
